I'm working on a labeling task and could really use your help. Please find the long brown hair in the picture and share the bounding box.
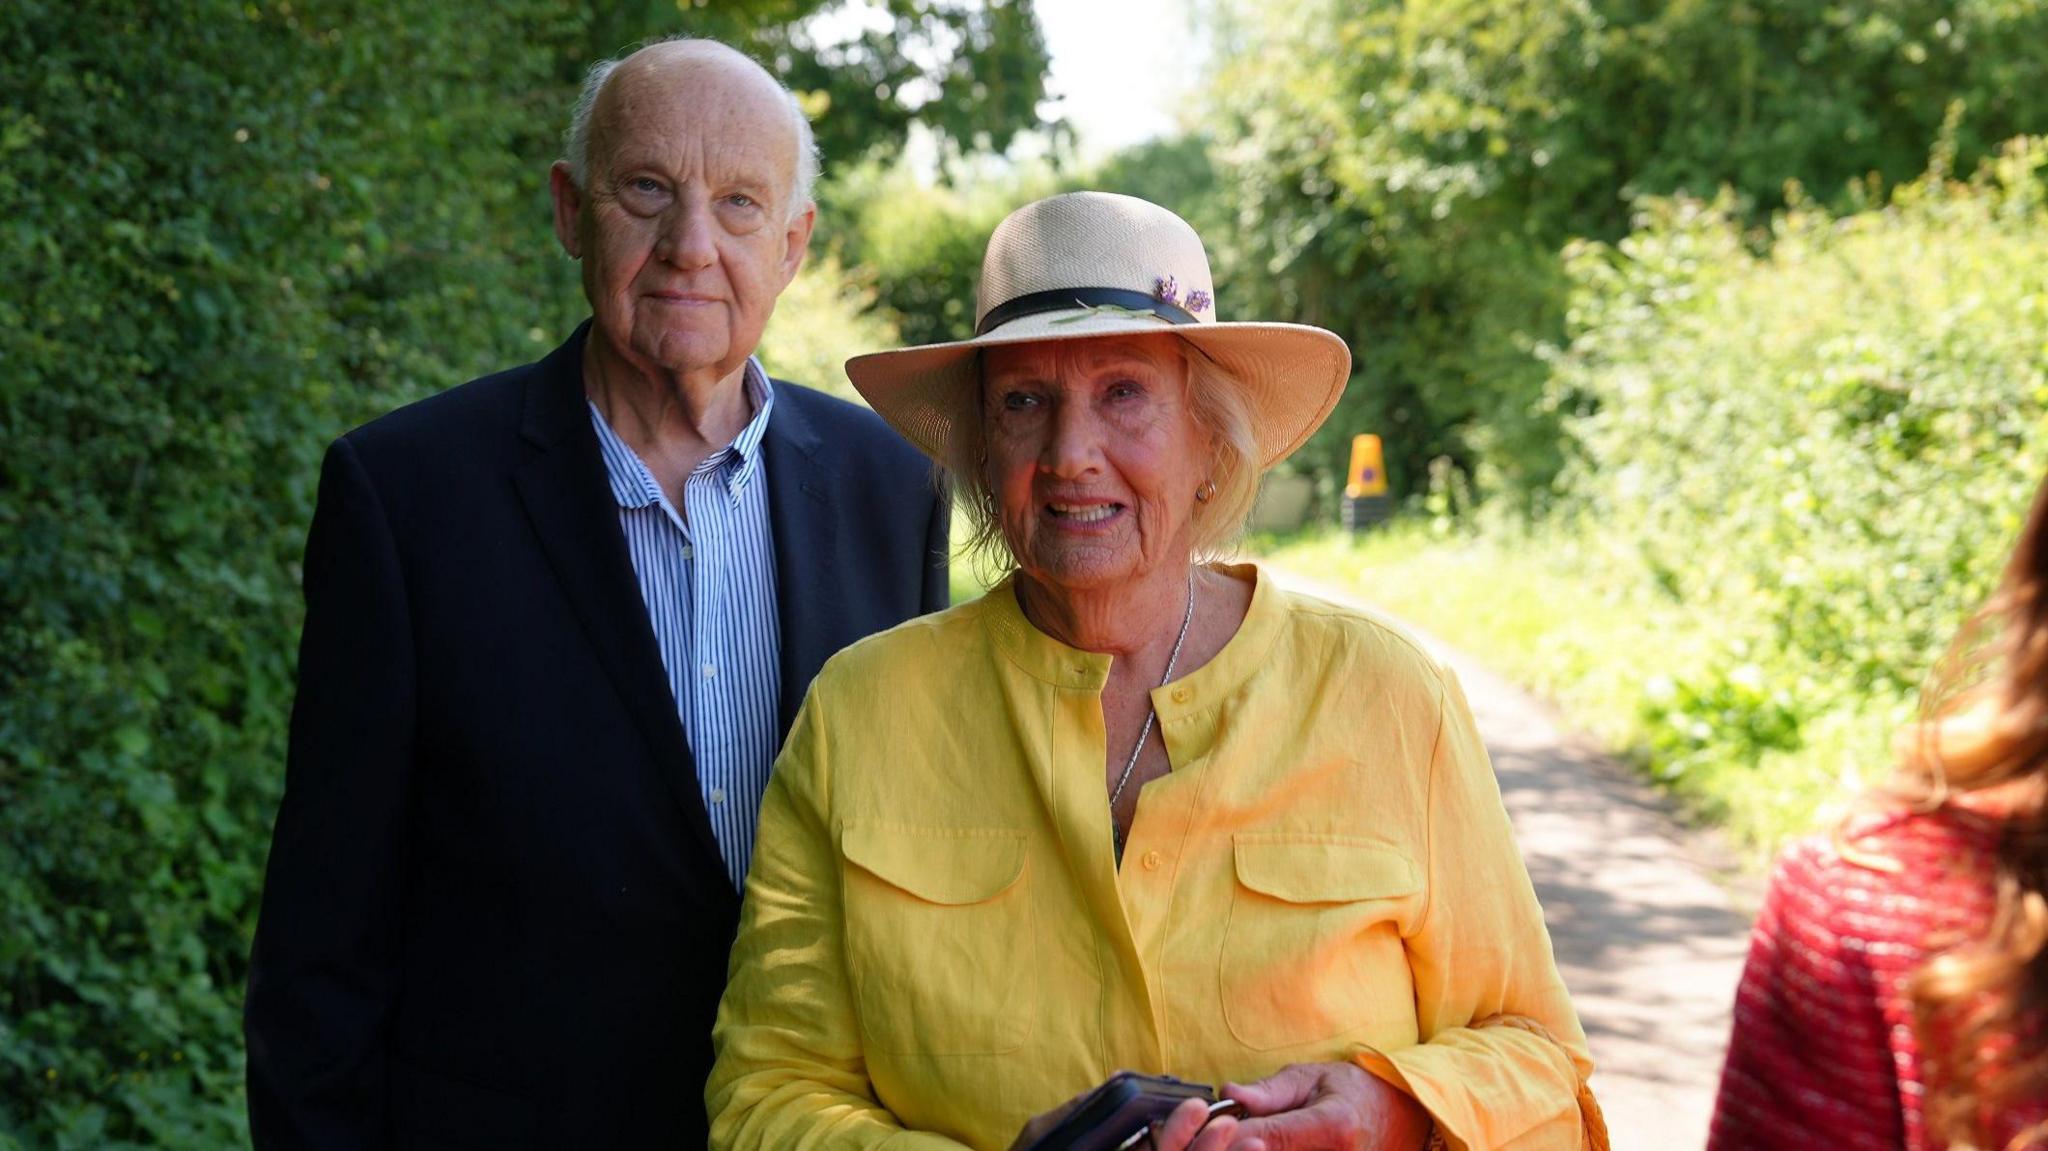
[1889,473,2048,1148]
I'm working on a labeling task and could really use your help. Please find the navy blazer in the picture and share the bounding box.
[245,324,948,1150]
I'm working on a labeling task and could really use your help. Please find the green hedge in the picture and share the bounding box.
[0,5,589,1145]
[1556,138,2048,701]
[1542,138,2048,831]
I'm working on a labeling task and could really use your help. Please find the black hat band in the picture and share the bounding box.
[975,287,1199,337]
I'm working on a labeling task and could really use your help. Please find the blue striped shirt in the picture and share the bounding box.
[587,361,781,890]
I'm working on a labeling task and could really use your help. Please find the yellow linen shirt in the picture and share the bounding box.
[710,564,1600,1150]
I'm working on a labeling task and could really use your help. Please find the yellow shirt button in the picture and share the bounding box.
[1142,850,1163,871]
[1170,686,1191,703]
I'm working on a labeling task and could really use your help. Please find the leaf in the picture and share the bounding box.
[111,728,150,760]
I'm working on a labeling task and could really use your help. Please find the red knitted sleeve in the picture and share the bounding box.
[1708,836,1912,1151]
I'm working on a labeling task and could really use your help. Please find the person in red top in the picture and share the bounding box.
[1710,475,2048,1151]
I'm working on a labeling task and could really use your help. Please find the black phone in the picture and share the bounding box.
[1019,1072,1221,1151]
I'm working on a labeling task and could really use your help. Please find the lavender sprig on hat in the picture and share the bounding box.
[1154,275,1212,316]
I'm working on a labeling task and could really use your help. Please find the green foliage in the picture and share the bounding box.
[1202,0,2048,502]
[1089,135,1230,247]
[1639,667,1805,785]
[1554,140,2048,709]
[588,0,1054,168]
[776,0,1054,165]
[0,3,1050,1146]
[1,4,586,1144]
[824,160,1057,347]
[758,255,901,402]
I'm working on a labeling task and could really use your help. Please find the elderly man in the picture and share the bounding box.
[243,39,947,1149]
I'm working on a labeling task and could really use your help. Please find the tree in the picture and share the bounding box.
[589,0,1054,168]
[1200,0,2048,502]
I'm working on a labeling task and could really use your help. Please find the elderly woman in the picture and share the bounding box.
[708,192,1603,1150]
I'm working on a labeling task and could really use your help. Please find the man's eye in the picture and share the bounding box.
[628,177,663,195]
[726,193,756,208]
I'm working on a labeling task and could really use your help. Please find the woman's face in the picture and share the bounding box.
[981,333,1211,595]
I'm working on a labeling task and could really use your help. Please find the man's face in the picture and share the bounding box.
[551,47,814,383]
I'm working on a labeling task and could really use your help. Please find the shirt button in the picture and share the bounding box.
[710,788,727,805]
[1170,686,1191,703]
[1142,850,1163,871]
[701,662,717,678]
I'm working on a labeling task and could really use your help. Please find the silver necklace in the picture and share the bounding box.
[1111,569,1196,858]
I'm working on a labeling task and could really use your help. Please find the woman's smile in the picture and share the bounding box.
[1045,501,1124,527]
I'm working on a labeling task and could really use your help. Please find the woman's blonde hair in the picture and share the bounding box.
[942,339,1261,580]
[1884,473,2048,1148]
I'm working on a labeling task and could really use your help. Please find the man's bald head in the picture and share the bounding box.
[547,35,819,390]
[563,38,818,221]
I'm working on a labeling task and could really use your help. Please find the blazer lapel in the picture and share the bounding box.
[511,326,726,869]
[761,385,839,739]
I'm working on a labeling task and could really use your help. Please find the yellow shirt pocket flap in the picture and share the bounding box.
[1232,836,1420,904]
[840,825,1027,905]
[1222,836,1421,1050]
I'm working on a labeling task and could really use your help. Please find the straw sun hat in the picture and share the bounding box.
[845,191,1351,470]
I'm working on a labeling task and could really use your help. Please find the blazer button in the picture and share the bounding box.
[1142,850,1163,871]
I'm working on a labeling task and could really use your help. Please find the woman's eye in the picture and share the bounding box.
[1107,380,1143,400]
[1000,391,1040,411]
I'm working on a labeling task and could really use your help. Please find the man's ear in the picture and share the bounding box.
[549,162,584,259]
[778,202,816,286]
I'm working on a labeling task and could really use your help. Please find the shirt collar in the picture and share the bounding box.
[723,358,776,489]
[586,357,777,510]
[979,561,1286,706]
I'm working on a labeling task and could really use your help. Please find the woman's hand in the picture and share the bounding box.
[1010,1061,1421,1151]
[1148,1096,1243,1151]
[1219,1062,1430,1150]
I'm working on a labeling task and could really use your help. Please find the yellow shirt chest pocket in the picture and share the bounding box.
[1220,834,1422,1052]
[839,824,1037,1056]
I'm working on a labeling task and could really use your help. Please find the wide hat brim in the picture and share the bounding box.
[846,308,1352,470]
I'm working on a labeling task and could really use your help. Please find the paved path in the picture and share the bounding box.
[1268,570,1756,1151]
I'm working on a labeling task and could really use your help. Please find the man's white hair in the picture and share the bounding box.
[562,37,819,222]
